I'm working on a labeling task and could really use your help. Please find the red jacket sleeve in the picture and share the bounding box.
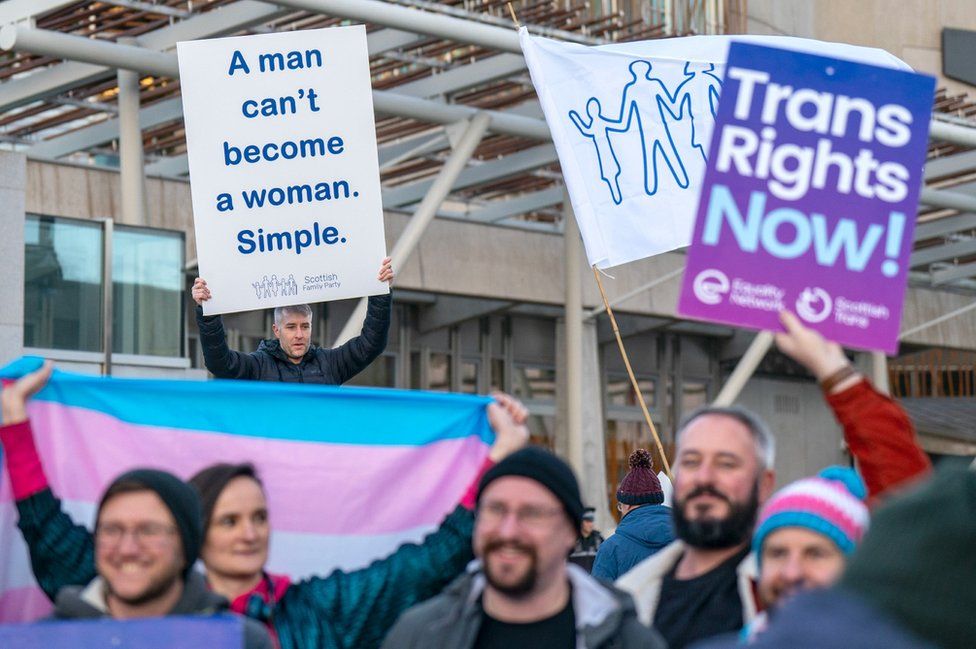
[825,379,931,505]
[0,420,50,499]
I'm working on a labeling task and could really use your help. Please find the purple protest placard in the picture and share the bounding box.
[677,42,934,353]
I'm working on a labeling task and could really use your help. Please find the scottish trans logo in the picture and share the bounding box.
[568,61,722,205]
[796,287,832,323]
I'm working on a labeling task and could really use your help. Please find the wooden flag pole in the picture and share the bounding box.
[506,3,668,479]
[506,2,521,28]
[591,267,672,480]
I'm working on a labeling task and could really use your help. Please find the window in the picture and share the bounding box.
[680,379,709,412]
[347,354,396,388]
[428,352,451,392]
[113,226,184,356]
[460,360,479,394]
[513,364,556,401]
[24,216,103,352]
[606,374,656,408]
[24,215,185,358]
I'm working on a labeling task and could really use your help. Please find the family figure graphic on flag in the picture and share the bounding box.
[568,60,723,204]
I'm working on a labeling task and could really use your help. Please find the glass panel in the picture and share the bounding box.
[681,380,709,414]
[527,414,556,450]
[513,365,556,401]
[428,352,451,392]
[112,227,184,356]
[347,355,396,388]
[460,360,479,394]
[606,375,656,408]
[24,216,103,352]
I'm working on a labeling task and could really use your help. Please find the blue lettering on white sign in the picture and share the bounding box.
[237,223,346,256]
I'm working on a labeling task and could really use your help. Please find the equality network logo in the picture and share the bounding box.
[567,60,722,205]
[692,268,834,325]
[692,269,730,305]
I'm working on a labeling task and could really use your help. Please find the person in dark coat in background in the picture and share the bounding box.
[569,507,605,572]
[191,258,393,384]
[592,449,674,581]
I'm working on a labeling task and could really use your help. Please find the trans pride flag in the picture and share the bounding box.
[0,357,492,622]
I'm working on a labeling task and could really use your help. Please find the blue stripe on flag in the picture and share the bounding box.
[1,357,493,446]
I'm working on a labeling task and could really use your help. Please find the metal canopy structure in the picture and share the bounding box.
[3,0,976,290]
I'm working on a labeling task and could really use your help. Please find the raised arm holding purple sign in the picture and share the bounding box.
[678,42,934,353]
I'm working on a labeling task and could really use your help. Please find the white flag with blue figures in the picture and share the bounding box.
[520,29,910,269]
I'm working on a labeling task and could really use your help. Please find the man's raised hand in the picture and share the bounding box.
[377,257,394,286]
[191,277,212,306]
[1,361,53,425]
[487,392,530,462]
[775,311,852,382]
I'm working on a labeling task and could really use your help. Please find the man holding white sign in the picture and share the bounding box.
[191,258,392,384]
[178,26,390,315]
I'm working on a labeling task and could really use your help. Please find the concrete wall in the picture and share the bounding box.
[27,352,207,380]
[26,160,196,257]
[747,0,976,94]
[23,159,976,352]
[0,152,26,367]
[736,376,847,488]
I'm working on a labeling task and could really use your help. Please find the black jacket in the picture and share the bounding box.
[52,571,273,649]
[195,294,391,383]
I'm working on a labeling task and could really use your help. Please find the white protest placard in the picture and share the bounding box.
[178,26,388,315]
[520,29,910,269]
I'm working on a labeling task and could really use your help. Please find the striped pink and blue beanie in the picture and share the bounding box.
[753,466,869,558]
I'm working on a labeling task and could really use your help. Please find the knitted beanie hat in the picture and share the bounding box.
[616,449,664,506]
[98,468,204,576]
[753,466,869,559]
[478,446,584,528]
[842,467,976,649]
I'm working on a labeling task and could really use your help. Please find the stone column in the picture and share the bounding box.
[556,318,612,532]
[0,151,26,365]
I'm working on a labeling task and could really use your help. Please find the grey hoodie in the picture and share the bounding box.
[52,571,272,649]
[381,561,665,649]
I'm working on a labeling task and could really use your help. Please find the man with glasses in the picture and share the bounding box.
[382,447,664,648]
[46,466,271,648]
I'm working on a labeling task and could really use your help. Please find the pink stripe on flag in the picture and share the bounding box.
[5,400,488,536]
[0,586,51,623]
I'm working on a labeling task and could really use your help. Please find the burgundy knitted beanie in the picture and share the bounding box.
[616,449,664,506]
